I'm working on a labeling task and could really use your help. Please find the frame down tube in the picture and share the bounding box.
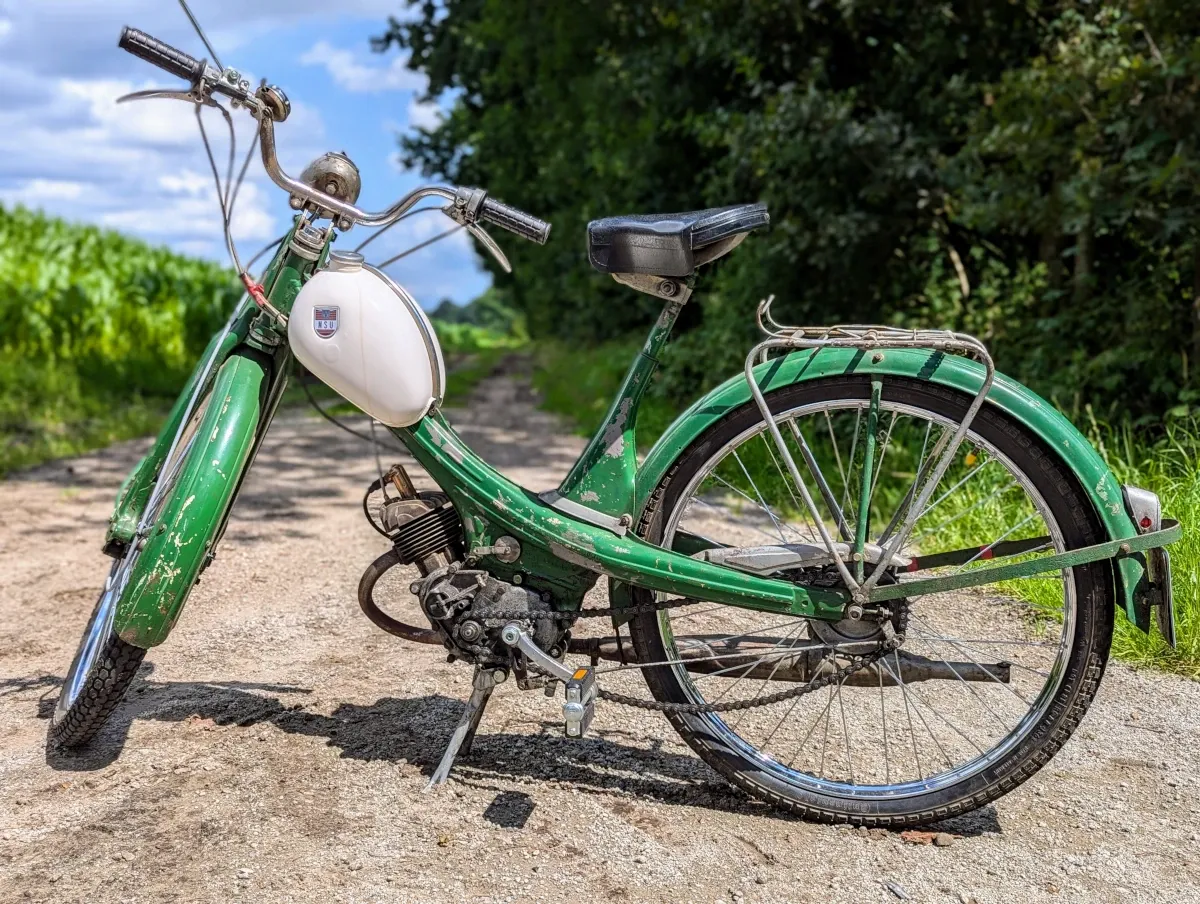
[395,412,849,621]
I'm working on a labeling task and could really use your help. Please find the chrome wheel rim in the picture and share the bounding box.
[56,392,212,719]
[654,393,1077,800]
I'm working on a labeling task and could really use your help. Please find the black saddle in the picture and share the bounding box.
[587,203,769,278]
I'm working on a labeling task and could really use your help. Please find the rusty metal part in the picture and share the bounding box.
[357,546,441,644]
[567,635,1009,686]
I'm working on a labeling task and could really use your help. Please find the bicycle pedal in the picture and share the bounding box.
[563,667,596,738]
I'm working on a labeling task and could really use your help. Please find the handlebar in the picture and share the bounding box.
[119,27,205,83]
[118,25,552,242]
[479,197,552,245]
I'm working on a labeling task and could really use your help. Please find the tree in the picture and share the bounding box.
[377,1,1200,420]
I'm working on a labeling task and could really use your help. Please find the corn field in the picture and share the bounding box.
[0,205,240,474]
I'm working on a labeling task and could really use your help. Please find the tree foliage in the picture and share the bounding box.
[378,1,1200,420]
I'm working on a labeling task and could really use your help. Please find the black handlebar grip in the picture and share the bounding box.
[480,197,552,245]
[119,27,205,83]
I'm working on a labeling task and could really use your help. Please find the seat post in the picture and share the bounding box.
[546,273,692,526]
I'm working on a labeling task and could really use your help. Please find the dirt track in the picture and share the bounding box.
[2,372,1199,904]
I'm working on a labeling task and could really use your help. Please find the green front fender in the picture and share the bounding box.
[113,351,268,648]
[635,347,1146,624]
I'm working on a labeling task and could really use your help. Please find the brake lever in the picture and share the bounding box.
[116,87,219,109]
[465,221,512,274]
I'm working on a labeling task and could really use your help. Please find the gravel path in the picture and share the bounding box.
[1,372,1199,904]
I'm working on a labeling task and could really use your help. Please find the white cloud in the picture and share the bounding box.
[407,97,442,131]
[300,40,426,94]
[0,2,488,303]
[0,72,285,256]
[5,179,85,203]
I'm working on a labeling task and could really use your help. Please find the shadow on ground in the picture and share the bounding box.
[3,666,998,836]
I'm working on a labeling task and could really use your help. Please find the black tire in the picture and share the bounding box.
[628,376,1114,826]
[48,584,146,748]
[49,381,217,751]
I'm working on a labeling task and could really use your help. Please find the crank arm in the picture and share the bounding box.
[501,623,596,738]
[869,520,1182,603]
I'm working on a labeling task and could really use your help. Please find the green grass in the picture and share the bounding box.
[0,358,170,474]
[1094,420,1200,676]
[531,339,677,450]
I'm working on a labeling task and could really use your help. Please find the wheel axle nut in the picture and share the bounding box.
[847,604,864,621]
[458,620,484,643]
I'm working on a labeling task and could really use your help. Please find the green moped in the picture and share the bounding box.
[51,10,1180,827]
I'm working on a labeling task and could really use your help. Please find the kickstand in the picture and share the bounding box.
[425,666,501,791]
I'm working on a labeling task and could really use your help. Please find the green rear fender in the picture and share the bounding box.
[634,347,1146,625]
[113,351,268,648]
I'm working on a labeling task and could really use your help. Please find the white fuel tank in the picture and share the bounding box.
[288,250,446,427]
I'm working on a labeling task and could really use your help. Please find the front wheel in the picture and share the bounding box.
[628,376,1114,825]
[49,350,266,748]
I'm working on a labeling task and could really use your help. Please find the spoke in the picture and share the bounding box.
[853,381,882,582]
[878,655,986,757]
[732,448,789,542]
[761,432,808,524]
[825,409,848,502]
[950,511,1040,576]
[908,614,1040,705]
[668,604,730,623]
[730,623,808,733]
[916,637,1055,648]
[880,653,954,770]
[594,616,812,675]
[781,677,836,768]
[819,682,834,776]
[906,478,1018,549]
[877,419,938,546]
[912,457,996,529]
[893,650,922,781]
[836,675,855,783]
[784,418,851,540]
[838,406,864,523]
[879,663,891,784]
[696,622,808,702]
[867,408,898,505]
[705,476,814,543]
[907,625,1015,734]
[761,680,808,749]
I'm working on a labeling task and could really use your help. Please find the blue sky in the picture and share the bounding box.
[0,0,489,307]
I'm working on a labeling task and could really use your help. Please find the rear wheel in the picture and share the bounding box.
[628,376,1114,825]
[49,386,214,748]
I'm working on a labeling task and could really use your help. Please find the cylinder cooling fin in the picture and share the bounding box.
[391,503,464,564]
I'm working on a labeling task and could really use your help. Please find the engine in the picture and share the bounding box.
[414,568,568,667]
[358,463,572,669]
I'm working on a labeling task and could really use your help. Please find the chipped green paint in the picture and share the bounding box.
[106,219,328,649]
[113,352,267,647]
[104,310,254,549]
[631,346,1150,626]
[396,411,849,621]
[103,222,306,550]
[555,298,685,519]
